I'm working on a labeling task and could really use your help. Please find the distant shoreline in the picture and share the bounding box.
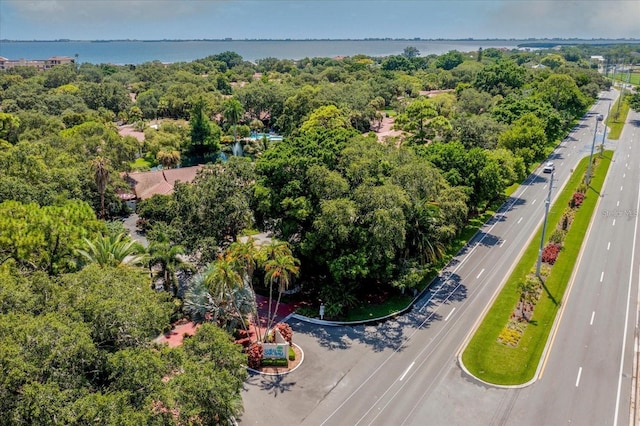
[3,38,639,44]
[2,38,637,65]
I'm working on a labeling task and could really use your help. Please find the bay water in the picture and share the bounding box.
[0,39,523,65]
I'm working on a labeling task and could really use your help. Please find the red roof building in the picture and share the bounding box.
[123,165,203,200]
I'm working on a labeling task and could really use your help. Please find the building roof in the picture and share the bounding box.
[124,165,203,200]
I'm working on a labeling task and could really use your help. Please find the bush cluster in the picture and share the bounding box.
[542,243,562,264]
[261,358,289,367]
[275,322,293,345]
[246,342,264,369]
[570,192,585,208]
[549,229,566,245]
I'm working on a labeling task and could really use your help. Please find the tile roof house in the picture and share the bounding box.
[123,165,203,200]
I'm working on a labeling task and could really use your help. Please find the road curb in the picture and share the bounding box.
[456,97,616,387]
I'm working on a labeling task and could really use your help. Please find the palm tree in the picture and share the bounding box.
[90,156,110,219]
[222,98,244,145]
[183,272,217,323]
[204,254,247,330]
[257,240,289,333]
[409,201,446,265]
[260,241,300,339]
[226,238,261,328]
[77,232,146,268]
[183,271,254,333]
[147,240,192,296]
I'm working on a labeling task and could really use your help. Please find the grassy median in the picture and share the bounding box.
[461,151,613,385]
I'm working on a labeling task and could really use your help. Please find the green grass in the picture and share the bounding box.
[461,151,612,385]
[130,156,155,171]
[504,182,519,198]
[613,72,640,86]
[606,99,630,140]
[345,294,414,321]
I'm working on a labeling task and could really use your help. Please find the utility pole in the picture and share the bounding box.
[586,113,604,185]
[601,102,611,150]
[616,59,625,115]
[537,171,554,278]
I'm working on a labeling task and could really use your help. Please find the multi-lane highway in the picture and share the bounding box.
[240,89,638,426]
[503,99,640,426]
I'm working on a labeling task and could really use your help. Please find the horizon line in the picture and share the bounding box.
[3,37,639,43]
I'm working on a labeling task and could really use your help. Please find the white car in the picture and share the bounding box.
[543,162,555,173]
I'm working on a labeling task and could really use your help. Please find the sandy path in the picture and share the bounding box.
[372,114,402,142]
[118,124,145,142]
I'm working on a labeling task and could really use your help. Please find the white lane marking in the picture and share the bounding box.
[576,367,583,387]
[445,308,456,321]
[532,199,537,205]
[398,362,415,381]
[500,239,507,247]
[590,311,595,325]
[623,173,626,178]
[613,174,640,425]
[543,185,547,189]
[517,217,523,224]
[601,271,604,282]
[324,182,533,426]
[613,219,616,226]
[561,162,564,166]
[617,201,620,207]
[621,186,624,191]
[607,241,611,251]
[476,269,485,279]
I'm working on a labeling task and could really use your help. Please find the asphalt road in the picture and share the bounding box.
[239,89,634,426]
[503,102,640,425]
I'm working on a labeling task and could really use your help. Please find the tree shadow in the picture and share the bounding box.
[474,231,502,247]
[521,174,546,186]
[244,371,297,397]
[421,272,468,305]
[485,214,507,226]
[628,119,640,128]
[284,274,468,354]
[288,316,415,353]
[285,319,353,351]
[498,196,526,213]
[548,152,564,161]
[538,276,558,306]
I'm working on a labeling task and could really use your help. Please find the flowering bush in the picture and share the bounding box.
[549,229,566,245]
[246,342,263,369]
[570,192,585,208]
[542,243,561,265]
[275,323,293,345]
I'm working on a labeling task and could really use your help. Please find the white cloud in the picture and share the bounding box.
[487,0,640,38]
[2,0,638,40]
[7,0,225,24]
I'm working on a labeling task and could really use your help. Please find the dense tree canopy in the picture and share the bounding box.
[0,42,629,418]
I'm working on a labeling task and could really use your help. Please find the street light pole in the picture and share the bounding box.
[600,102,611,151]
[537,171,554,278]
[585,113,604,185]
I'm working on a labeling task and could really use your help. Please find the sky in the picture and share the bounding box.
[0,0,638,41]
